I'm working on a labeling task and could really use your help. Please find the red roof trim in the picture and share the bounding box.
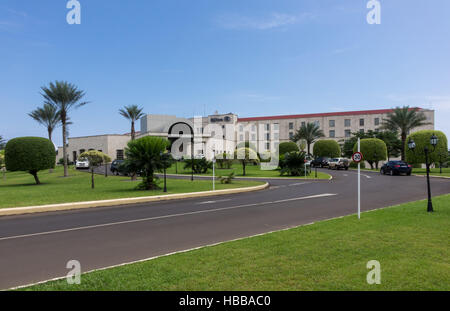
[237,108,422,122]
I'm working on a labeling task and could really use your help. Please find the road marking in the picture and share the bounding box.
[197,199,231,205]
[288,182,308,187]
[0,193,337,242]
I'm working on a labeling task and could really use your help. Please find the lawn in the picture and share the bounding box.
[0,166,264,209]
[167,162,330,179]
[24,194,450,291]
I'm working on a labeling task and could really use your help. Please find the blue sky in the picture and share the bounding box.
[1,0,449,146]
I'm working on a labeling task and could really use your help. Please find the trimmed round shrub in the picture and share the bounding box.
[405,130,448,164]
[5,137,55,184]
[313,140,341,158]
[353,138,387,167]
[279,142,299,156]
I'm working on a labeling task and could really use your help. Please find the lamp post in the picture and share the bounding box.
[408,134,438,212]
[160,152,168,193]
[212,149,216,191]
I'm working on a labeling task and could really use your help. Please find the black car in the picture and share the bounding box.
[311,157,330,168]
[110,160,126,175]
[380,161,412,176]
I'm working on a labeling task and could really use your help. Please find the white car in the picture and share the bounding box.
[75,158,90,169]
[328,158,349,170]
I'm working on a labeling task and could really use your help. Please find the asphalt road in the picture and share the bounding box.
[0,169,449,289]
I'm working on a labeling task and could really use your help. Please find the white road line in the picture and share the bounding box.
[288,182,308,186]
[197,199,231,205]
[0,193,337,242]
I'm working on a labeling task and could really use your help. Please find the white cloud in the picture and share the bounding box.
[216,12,314,30]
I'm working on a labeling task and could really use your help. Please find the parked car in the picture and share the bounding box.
[328,158,350,170]
[75,157,90,169]
[110,159,125,175]
[380,161,412,176]
[310,157,329,168]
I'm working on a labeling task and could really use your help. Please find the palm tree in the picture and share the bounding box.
[291,122,324,156]
[28,103,60,142]
[119,105,145,140]
[0,135,5,150]
[41,81,88,177]
[381,106,430,160]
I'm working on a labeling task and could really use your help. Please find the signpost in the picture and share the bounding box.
[352,138,364,219]
[212,150,216,191]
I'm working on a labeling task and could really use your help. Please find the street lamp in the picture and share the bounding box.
[160,152,169,193]
[408,134,439,212]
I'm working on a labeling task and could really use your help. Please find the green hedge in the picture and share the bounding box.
[352,138,387,163]
[405,130,448,164]
[279,142,299,156]
[313,140,341,158]
[5,137,55,184]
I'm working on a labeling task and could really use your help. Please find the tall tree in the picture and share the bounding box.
[119,105,145,140]
[381,106,430,160]
[41,81,88,177]
[291,122,324,156]
[28,103,61,142]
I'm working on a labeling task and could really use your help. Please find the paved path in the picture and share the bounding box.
[0,169,449,289]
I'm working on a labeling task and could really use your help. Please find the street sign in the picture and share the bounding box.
[352,152,363,163]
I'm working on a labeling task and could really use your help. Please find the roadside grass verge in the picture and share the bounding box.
[0,166,264,209]
[413,167,450,177]
[23,194,450,291]
[168,162,330,179]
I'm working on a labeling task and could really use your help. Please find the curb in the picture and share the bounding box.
[0,183,269,217]
[162,173,331,181]
[413,174,450,179]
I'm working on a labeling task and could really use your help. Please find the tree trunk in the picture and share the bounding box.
[30,170,40,185]
[401,132,406,161]
[104,162,108,177]
[91,168,95,189]
[48,128,54,174]
[62,123,68,177]
[131,121,137,181]
[242,161,246,176]
[307,143,311,156]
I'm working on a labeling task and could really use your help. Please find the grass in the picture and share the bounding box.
[167,162,330,179]
[23,194,450,291]
[0,166,264,209]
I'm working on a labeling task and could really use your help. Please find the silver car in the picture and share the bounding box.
[328,158,349,170]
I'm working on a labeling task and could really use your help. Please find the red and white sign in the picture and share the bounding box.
[352,152,363,163]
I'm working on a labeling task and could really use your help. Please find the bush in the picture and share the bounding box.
[79,150,112,189]
[5,137,55,184]
[123,136,170,190]
[313,140,341,158]
[405,130,448,165]
[279,151,309,176]
[219,172,235,184]
[353,138,387,169]
[279,142,299,156]
[235,147,259,176]
[184,158,213,174]
[349,161,366,169]
[216,152,233,169]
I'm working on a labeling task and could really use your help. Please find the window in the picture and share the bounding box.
[360,118,364,126]
[265,124,270,131]
[329,130,335,138]
[266,133,270,140]
[251,125,256,131]
[374,118,380,126]
[73,151,77,162]
[79,149,85,154]
[266,142,270,150]
[116,150,124,160]
[329,120,335,127]
[345,119,351,127]
[251,134,256,141]
[273,123,279,131]
[274,133,279,140]
[289,122,294,130]
[360,129,365,134]
[239,125,244,132]
[289,132,294,139]
[239,134,244,141]
[345,130,351,138]
[301,121,306,127]
[314,121,320,127]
